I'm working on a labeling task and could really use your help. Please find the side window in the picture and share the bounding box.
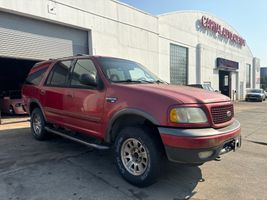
[25,67,48,85]
[46,60,72,87]
[70,59,97,88]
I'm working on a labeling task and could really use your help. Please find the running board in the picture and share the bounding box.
[45,127,110,150]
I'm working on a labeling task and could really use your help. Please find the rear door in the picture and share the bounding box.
[41,60,72,125]
[63,58,106,138]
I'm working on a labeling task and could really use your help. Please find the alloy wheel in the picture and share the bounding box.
[120,138,149,176]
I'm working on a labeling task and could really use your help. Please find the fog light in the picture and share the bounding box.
[198,151,213,159]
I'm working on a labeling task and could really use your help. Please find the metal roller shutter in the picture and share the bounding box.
[0,12,89,60]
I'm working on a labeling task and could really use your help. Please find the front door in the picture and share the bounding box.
[219,70,231,97]
[63,58,106,138]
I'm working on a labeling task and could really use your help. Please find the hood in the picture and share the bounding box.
[117,83,230,104]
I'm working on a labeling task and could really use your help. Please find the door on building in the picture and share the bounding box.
[219,70,231,97]
[0,11,90,106]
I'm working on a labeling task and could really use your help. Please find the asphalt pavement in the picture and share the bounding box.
[0,101,266,200]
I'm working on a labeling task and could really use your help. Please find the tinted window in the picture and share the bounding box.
[248,89,262,93]
[25,67,48,85]
[70,59,97,87]
[46,60,72,87]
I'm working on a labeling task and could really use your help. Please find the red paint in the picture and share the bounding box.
[22,55,240,155]
[160,127,241,149]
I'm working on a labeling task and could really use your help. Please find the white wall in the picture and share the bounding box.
[0,1,258,99]
[158,11,254,99]
[0,0,160,74]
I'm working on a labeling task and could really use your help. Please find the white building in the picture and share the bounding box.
[0,0,260,100]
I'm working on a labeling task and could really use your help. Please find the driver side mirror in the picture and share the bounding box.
[79,73,97,87]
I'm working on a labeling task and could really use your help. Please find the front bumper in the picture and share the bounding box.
[14,106,27,115]
[246,95,263,101]
[158,120,241,164]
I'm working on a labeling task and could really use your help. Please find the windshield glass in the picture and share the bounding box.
[248,89,262,93]
[203,84,214,91]
[97,58,162,83]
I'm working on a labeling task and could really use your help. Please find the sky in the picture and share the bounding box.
[119,0,267,67]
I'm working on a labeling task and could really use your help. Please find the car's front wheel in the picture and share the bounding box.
[31,108,49,140]
[114,126,163,187]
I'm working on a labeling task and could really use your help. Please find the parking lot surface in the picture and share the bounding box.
[0,101,267,200]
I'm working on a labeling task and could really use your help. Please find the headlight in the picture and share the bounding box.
[170,107,208,123]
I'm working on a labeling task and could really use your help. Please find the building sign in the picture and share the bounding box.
[201,16,246,46]
[217,58,239,70]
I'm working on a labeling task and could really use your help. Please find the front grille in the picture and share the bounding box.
[211,104,234,124]
[248,95,259,98]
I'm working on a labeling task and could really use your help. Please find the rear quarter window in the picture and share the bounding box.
[45,60,72,87]
[25,66,48,85]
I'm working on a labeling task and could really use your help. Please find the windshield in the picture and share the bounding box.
[248,89,262,93]
[97,58,163,83]
[203,84,214,91]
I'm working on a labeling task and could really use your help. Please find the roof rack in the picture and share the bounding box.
[75,54,88,56]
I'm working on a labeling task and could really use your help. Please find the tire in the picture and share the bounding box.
[114,126,163,187]
[30,108,49,140]
[9,106,15,115]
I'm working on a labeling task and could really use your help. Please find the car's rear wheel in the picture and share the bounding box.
[31,108,49,140]
[114,126,163,187]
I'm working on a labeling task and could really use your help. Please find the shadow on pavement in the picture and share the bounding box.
[0,128,202,200]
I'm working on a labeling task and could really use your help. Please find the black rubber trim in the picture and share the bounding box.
[164,135,241,164]
[105,108,159,142]
[29,99,47,121]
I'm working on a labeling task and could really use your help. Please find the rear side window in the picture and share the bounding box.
[46,60,72,87]
[25,67,48,85]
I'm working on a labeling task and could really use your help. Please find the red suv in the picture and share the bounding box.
[22,55,241,187]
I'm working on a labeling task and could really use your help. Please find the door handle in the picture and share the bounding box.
[66,93,74,98]
[40,89,46,96]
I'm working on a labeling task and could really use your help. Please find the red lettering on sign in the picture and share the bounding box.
[200,15,246,46]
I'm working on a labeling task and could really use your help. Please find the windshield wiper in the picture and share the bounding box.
[113,79,168,84]
[113,79,143,83]
[151,80,168,84]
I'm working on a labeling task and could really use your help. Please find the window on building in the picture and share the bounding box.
[170,44,188,85]
[246,64,251,88]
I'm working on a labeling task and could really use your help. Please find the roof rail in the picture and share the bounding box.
[76,53,88,56]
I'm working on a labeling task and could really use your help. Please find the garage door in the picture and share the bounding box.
[0,12,89,60]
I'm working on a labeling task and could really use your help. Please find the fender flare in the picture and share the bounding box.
[29,99,47,121]
[105,108,159,142]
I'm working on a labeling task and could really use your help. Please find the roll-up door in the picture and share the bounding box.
[0,12,89,60]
